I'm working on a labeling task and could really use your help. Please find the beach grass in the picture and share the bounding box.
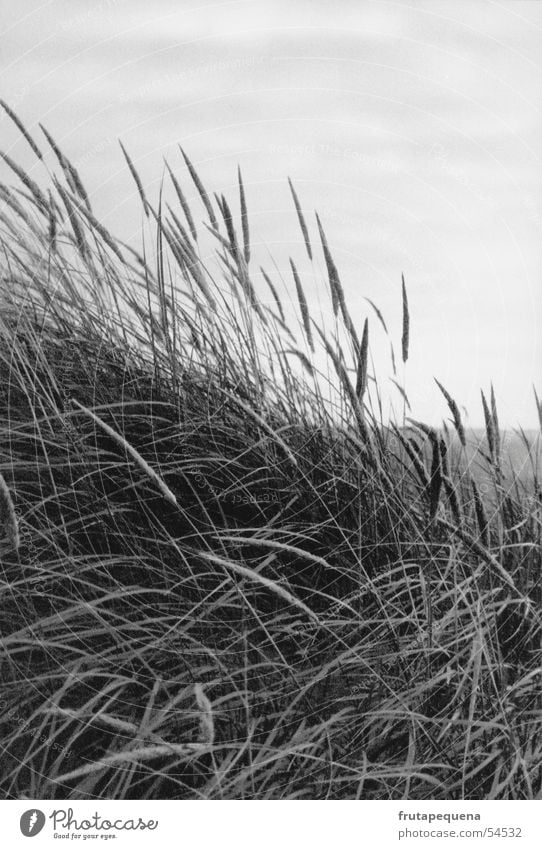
[0,108,541,800]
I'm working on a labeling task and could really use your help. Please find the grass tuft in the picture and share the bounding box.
[0,107,541,800]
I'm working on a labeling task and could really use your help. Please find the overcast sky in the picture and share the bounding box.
[1,0,541,427]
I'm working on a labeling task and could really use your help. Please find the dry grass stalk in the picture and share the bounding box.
[168,204,192,246]
[471,478,489,547]
[0,99,43,160]
[0,185,38,234]
[179,146,218,229]
[0,472,19,556]
[401,273,410,364]
[481,390,495,463]
[47,189,57,250]
[290,258,313,352]
[194,683,215,746]
[442,475,462,526]
[365,297,389,334]
[71,399,179,509]
[218,388,299,468]
[63,185,124,262]
[439,438,462,524]
[283,348,313,374]
[55,180,90,260]
[490,383,501,464]
[288,178,312,260]
[260,267,285,322]
[534,386,542,432]
[314,322,370,442]
[313,215,360,356]
[408,420,441,521]
[217,193,240,265]
[165,162,198,241]
[238,166,250,264]
[428,433,442,522]
[40,124,91,210]
[119,141,150,217]
[0,151,49,214]
[390,378,410,411]
[196,549,319,623]
[391,424,429,487]
[315,213,340,317]
[435,379,466,448]
[160,214,208,298]
[54,743,208,784]
[355,318,369,401]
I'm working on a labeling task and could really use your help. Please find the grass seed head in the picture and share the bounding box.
[0,473,19,556]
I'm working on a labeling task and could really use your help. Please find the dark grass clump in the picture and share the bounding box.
[0,109,541,799]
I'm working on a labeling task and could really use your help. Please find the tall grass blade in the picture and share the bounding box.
[0,100,43,160]
[260,267,285,322]
[288,178,312,260]
[0,472,19,557]
[40,123,91,210]
[71,399,179,508]
[401,273,410,364]
[165,161,198,241]
[179,147,218,229]
[355,318,369,401]
[315,212,339,317]
[238,166,250,264]
[435,379,466,448]
[290,258,313,352]
[119,141,150,217]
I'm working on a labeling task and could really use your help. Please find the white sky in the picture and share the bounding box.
[1,0,541,427]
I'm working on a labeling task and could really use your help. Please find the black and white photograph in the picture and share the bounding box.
[0,0,541,828]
